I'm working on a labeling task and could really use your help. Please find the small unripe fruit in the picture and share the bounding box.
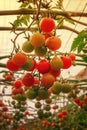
[51,81,62,94]
[35,45,47,57]
[22,40,34,53]
[61,83,72,93]
[38,88,49,99]
[35,102,41,108]
[50,56,63,71]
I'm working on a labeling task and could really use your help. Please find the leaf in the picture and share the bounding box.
[83,56,87,63]
[65,18,75,25]
[56,0,64,9]
[13,14,30,28]
[56,16,64,26]
[70,37,83,52]
[78,41,86,53]
[70,30,87,52]
[20,2,28,8]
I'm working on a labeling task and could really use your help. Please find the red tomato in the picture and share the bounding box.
[0,101,4,107]
[22,73,34,87]
[36,59,50,74]
[2,106,8,112]
[5,74,13,81]
[6,59,20,71]
[69,53,76,61]
[62,110,67,116]
[34,78,39,84]
[39,17,55,32]
[12,87,24,95]
[84,96,87,103]
[13,80,22,89]
[57,112,63,118]
[61,56,72,69]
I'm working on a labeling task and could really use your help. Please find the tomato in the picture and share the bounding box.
[61,56,72,69]
[2,106,8,112]
[69,53,76,61]
[12,52,27,66]
[62,110,67,116]
[57,112,63,118]
[36,59,50,74]
[41,73,55,88]
[22,73,34,87]
[5,74,13,81]
[84,96,87,103]
[13,80,22,89]
[45,36,61,51]
[39,17,55,32]
[0,100,4,107]
[6,59,20,71]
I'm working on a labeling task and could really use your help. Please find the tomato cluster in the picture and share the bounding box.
[4,17,77,130]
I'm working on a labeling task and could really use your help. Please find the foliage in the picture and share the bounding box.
[71,29,87,53]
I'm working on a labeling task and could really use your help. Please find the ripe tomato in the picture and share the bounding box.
[69,53,76,61]
[0,100,4,107]
[45,36,61,51]
[12,87,24,95]
[34,78,39,84]
[2,106,8,112]
[6,59,20,71]
[62,110,67,116]
[39,17,55,32]
[22,73,34,87]
[52,105,58,110]
[84,96,87,103]
[49,69,61,77]
[13,80,22,89]
[36,59,50,74]
[25,111,29,116]
[57,112,63,118]
[5,74,13,81]
[74,98,80,104]
[61,56,72,69]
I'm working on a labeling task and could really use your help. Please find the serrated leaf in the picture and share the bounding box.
[70,30,87,52]
[78,41,86,53]
[70,37,83,52]
[14,19,22,27]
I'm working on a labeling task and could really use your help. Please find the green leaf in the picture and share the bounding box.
[83,56,87,63]
[13,14,30,28]
[20,2,28,8]
[78,41,86,53]
[70,30,87,52]
[65,18,75,25]
[56,16,64,26]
